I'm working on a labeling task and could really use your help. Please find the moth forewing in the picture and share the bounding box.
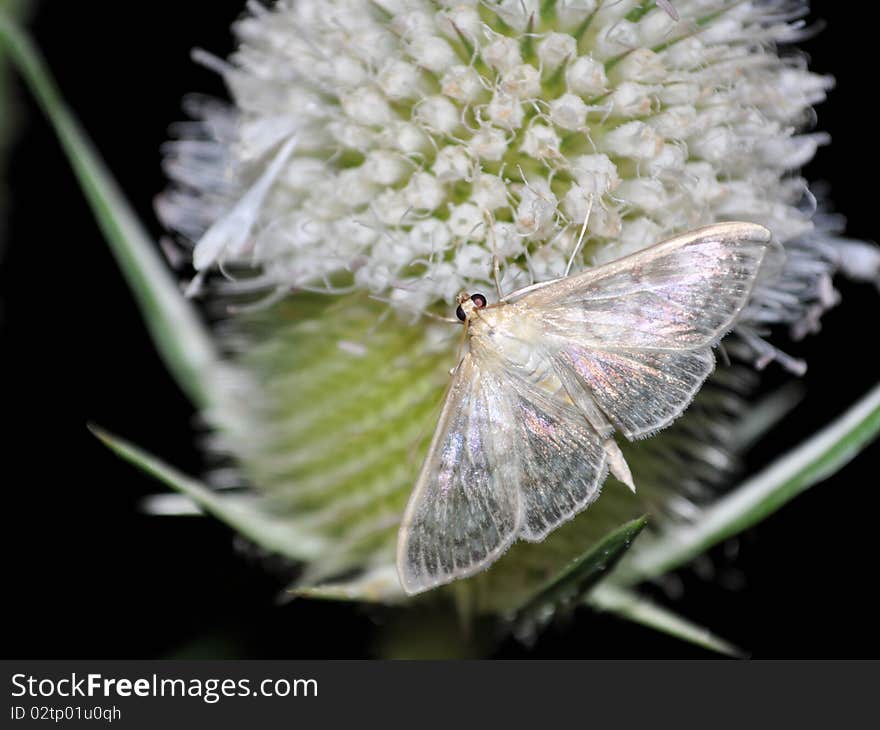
[517,226,768,358]
[509,221,772,335]
[511,222,773,440]
[396,353,522,595]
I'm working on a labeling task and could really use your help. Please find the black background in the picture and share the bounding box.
[2,1,878,659]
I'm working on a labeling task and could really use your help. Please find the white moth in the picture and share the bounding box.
[396,222,773,595]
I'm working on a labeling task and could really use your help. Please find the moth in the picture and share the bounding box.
[396,222,773,595]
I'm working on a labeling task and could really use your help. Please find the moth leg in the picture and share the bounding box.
[483,208,505,300]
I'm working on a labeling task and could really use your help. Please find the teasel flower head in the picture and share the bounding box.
[153,0,879,647]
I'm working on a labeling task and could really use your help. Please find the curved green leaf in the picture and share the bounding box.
[513,516,647,641]
[618,383,880,583]
[588,584,744,657]
[0,17,217,407]
[288,565,405,605]
[89,425,318,561]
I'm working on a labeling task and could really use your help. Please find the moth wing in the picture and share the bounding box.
[550,346,716,441]
[522,222,772,349]
[503,372,608,541]
[397,350,611,593]
[396,353,521,595]
[517,222,772,440]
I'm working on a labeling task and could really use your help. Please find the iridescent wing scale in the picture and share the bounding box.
[396,355,609,594]
[396,355,522,595]
[514,222,773,440]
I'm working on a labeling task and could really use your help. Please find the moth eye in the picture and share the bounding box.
[455,305,467,322]
[471,293,487,309]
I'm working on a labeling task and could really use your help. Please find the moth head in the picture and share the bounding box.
[455,292,488,322]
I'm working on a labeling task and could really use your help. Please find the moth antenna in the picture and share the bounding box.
[428,313,463,324]
[656,0,680,22]
[564,193,594,277]
[368,295,460,324]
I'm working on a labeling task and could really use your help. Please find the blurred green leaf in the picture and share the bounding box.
[0,17,217,407]
[89,425,319,561]
[0,0,30,233]
[588,584,744,657]
[288,565,405,605]
[729,381,805,451]
[512,516,647,641]
[0,2,29,128]
[618,383,880,584]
